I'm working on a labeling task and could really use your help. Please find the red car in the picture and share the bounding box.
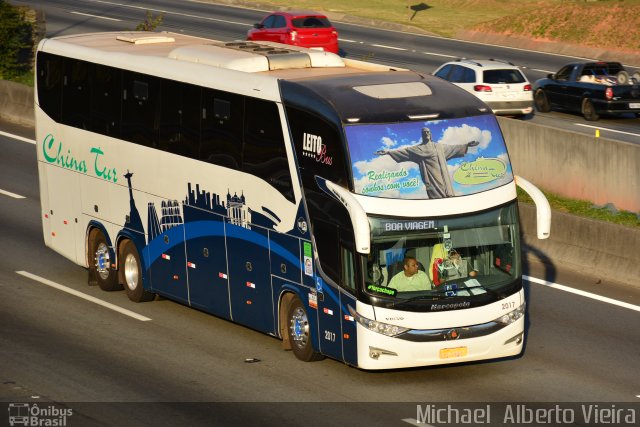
[247,11,339,54]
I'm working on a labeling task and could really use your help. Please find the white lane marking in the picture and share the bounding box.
[0,188,25,199]
[423,52,458,58]
[532,68,555,74]
[371,44,407,51]
[574,123,640,138]
[525,275,640,313]
[338,38,359,43]
[17,271,152,322]
[0,130,35,144]
[88,0,248,26]
[70,11,121,21]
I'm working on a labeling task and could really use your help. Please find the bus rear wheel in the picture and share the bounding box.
[287,296,323,362]
[88,229,121,291]
[120,240,154,302]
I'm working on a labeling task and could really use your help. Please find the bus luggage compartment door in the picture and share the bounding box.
[226,223,274,333]
[184,213,230,319]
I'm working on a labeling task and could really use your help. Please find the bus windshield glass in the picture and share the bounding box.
[363,202,521,302]
[345,115,513,200]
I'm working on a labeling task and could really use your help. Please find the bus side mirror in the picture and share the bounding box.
[316,177,371,254]
[515,175,551,240]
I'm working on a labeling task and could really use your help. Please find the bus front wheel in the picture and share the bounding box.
[287,296,323,362]
[120,240,154,302]
[88,229,121,291]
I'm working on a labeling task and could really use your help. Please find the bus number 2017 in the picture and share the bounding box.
[502,301,516,310]
[324,330,336,342]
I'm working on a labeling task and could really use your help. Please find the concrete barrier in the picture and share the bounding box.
[0,80,35,128]
[498,117,640,213]
[1,81,637,287]
[519,203,639,287]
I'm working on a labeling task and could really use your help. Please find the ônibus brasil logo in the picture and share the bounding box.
[8,403,73,426]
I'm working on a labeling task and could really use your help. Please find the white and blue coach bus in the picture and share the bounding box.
[35,31,550,369]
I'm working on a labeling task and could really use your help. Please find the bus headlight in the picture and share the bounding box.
[495,302,526,325]
[349,306,409,337]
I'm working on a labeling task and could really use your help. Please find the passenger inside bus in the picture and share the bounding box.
[430,245,472,285]
[387,256,432,292]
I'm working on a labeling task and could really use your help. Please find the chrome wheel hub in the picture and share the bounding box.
[94,243,110,280]
[289,307,309,348]
[124,253,139,291]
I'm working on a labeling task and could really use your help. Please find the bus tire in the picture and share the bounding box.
[534,89,551,113]
[120,240,154,302]
[287,296,323,362]
[88,228,121,291]
[582,99,600,121]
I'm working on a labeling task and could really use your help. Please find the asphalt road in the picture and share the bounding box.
[12,0,640,144]
[1,123,639,425]
[2,1,640,424]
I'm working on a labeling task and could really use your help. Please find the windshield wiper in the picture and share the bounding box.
[394,292,459,305]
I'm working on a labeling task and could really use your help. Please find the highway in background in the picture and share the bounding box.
[1,125,639,423]
[2,1,639,423]
[11,0,640,144]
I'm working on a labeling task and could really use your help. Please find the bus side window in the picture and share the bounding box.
[36,52,64,122]
[285,106,348,188]
[200,89,243,170]
[61,58,90,130]
[121,71,160,148]
[312,219,340,284]
[158,79,200,159]
[243,98,294,202]
[89,63,121,138]
[341,247,356,292]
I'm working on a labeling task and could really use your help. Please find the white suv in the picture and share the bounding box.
[433,59,534,116]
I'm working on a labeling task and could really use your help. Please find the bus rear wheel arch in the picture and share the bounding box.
[285,295,323,362]
[119,239,155,302]
[88,228,122,291]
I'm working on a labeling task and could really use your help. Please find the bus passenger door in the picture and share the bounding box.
[340,249,358,366]
[340,292,358,366]
[316,278,343,360]
[316,250,359,365]
[226,223,274,333]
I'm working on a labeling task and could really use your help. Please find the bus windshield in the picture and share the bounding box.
[363,202,521,303]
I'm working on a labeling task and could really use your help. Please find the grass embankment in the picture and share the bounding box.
[517,189,639,228]
[241,0,640,48]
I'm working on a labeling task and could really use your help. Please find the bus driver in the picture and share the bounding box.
[388,256,432,292]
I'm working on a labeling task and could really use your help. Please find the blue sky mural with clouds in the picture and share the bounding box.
[345,115,513,199]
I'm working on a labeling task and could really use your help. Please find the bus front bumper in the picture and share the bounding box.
[355,317,525,370]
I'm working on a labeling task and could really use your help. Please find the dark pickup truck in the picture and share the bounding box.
[533,61,640,121]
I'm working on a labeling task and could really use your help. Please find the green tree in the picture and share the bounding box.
[135,11,165,31]
[0,0,33,80]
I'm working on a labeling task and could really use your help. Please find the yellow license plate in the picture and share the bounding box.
[439,346,468,359]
